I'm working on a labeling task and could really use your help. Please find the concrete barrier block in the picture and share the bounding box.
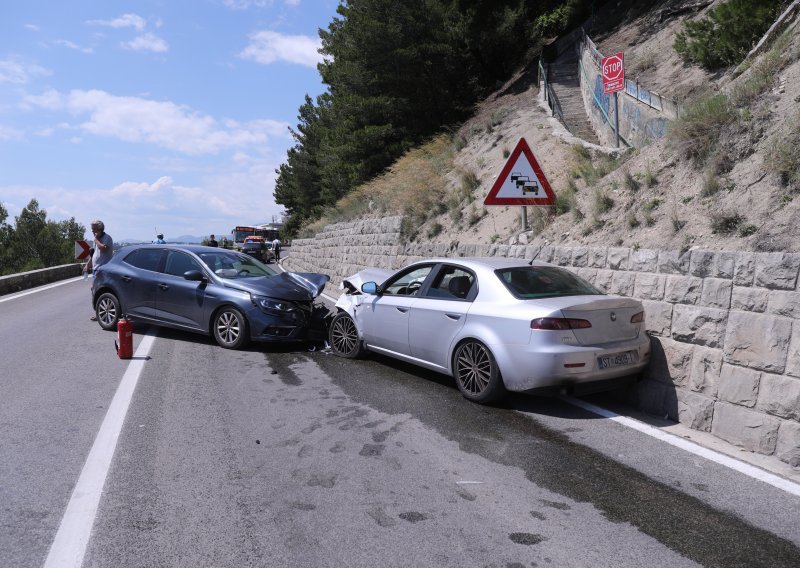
[767,291,800,318]
[607,247,630,270]
[700,278,733,309]
[588,247,607,268]
[733,252,756,286]
[755,252,800,290]
[689,250,715,277]
[671,305,728,348]
[689,345,722,397]
[718,363,761,407]
[658,250,690,274]
[664,275,702,305]
[630,248,658,272]
[634,273,666,300]
[724,311,792,373]
[776,421,800,467]
[711,401,780,455]
[677,390,715,431]
[756,373,800,421]
[731,286,768,312]
[641,300,672,336]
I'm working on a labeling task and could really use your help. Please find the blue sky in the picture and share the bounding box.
[0,0,339,241]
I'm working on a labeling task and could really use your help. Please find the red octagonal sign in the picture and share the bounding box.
[602,52,625,95]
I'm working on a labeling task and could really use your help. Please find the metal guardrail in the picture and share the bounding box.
[538,60,565,126]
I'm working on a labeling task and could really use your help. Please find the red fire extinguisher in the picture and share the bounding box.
[116,316,133,359]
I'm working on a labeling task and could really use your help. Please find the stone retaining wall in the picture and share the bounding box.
[0,263,82,296]
[284,217,800,468]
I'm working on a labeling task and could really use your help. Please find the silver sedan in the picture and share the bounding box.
[329,257,651,403]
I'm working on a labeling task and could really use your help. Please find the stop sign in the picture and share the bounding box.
[602,52,625,95]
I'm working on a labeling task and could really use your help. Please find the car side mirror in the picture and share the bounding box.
[183,270,206,282]
[361,281,379,295]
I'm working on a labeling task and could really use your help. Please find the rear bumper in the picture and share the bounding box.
[493,334,652,392]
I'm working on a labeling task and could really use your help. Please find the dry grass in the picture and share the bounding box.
[302,134,455,240]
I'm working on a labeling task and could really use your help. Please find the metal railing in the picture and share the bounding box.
[538,59,565,125]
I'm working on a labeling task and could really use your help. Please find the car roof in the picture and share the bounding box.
[411,257,552,271]
[119,244,238,253]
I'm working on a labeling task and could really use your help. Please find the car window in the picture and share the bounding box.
[425,266,475,300]
[382,265,433,296]
[496,266,601,299]
[123,249,165,272]
[198,251,276,278]
[164,251,203,277]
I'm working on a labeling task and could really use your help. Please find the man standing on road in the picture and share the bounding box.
[272,237,281,262]
[208,234,218,247]
[84,219,113,321]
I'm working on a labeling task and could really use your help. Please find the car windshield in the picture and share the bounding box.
[496,266,601,299]
[198,250,277,279]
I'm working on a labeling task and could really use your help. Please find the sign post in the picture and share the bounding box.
[601,52,625,148]
[484,138,556,232]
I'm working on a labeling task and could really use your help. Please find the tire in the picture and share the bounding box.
[213,307,250,349]
[95,292,121,331]
[329,312,365,359]
[453,340,506,404]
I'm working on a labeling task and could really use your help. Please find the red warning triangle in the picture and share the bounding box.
[484,137,556,206]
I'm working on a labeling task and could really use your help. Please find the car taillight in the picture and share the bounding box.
[630,311,644,323]
[530,317,592,330]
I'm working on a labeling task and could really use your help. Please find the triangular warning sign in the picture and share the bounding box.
[484,137,556,206]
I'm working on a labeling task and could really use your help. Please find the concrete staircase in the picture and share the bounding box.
[547,60,600,145]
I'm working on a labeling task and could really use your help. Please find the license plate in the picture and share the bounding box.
[597,350,639,369]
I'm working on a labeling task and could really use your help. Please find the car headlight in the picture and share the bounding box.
[252,294,295,314]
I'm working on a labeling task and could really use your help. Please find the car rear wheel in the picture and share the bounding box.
[213,307,250,349]
[95,292,120,331]
[329,312,364,358]
[453,340,506,404]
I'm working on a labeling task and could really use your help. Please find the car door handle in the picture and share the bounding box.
[121,276,132,283]
[395,307,409,313]
[159,283,169,291]
[445,313,461,320]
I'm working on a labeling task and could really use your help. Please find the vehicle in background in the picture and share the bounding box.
[329,257,650,404]
[232,225,281,251]
[242,240,275,263]
[91,244,329,349]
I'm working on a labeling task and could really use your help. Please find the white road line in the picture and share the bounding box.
[43,329,158,568]
[0,277,84,303]
[561,396,800,497]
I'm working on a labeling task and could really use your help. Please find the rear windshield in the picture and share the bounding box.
[496,266,601,299]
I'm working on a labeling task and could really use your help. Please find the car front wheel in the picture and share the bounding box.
[329,312,364,358]
[213,307,250,349]
[95,292,120,331]
[453,340,506,404]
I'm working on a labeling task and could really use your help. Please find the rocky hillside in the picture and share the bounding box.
[304,0,800,254]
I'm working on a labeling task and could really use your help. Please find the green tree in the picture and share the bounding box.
[674,0,785,70]
[1,199,87,274]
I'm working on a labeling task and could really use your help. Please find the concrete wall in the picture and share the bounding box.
[284,217,800,468]
[0,263,82,296]
[578,40,671,148]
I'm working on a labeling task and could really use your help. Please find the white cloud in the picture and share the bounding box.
[122,33,168,53]
[0,56,50,84]
[21,88,62,110]
[111,175,173,198]
[25,24,40,32]
[239,30,322,68]
[0,125,23,140]
[87,14,146,31]
[55,39,94,54]
[23,88,289,155]
[222,0,272,9]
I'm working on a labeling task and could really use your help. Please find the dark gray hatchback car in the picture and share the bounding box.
[91,244,329,349]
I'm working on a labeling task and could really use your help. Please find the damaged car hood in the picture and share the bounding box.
[339,268,394,294]
[226,271,329,301]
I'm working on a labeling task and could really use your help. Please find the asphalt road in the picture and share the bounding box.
[1,275,799,568]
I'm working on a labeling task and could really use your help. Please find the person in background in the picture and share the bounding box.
[84,219,113,321]
[208,234,219,247]
[155,233,166,244]
[271,237,281,261]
